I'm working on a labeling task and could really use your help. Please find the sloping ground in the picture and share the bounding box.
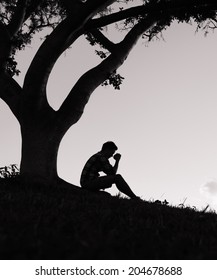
[0,178,217,259]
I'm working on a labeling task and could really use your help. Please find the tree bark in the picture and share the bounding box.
[20,117,59,184]
[18,86,80,188]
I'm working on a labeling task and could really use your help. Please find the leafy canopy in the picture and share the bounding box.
[1,0,65,76]
[1,0,217,87]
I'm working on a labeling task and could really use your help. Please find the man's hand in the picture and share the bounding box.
[113,153,121,161]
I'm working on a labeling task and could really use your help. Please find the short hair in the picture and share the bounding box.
[102,141,118,151]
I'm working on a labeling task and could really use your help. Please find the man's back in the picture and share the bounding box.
[80,152,114,187]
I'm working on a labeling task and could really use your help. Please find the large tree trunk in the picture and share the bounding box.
[20,113,65,186]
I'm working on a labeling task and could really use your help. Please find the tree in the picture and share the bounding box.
[0,0,217,187]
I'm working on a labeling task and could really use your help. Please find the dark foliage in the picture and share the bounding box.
[1,0,66,76]
[3,0,217,83]
[0,178,217,260]
[102,71,125,90]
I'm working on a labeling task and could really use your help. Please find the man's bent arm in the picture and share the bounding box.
[113,153,121,174]
[113,160,119,174]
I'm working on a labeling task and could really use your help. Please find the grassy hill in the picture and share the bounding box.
[0,178,217,259]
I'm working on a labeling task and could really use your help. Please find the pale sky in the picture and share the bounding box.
[1,19,217,211]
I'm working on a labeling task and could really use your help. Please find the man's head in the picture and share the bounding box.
[101,141,118,158]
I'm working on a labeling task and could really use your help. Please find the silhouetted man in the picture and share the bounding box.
[80,141,139,199]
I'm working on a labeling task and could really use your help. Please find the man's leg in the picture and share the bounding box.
[114,174,138,199]
[83,174,138,199]
[83,175,116,191]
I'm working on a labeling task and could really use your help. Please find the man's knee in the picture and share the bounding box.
[115,174,123,182]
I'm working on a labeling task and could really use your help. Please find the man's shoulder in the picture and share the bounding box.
[87,152,102,161]
[90,152,108,162]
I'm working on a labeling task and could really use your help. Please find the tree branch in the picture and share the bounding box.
[60,0,117,51]
[23,0,117,111]
[87,0,217,30]
[7,0,28,37]
[58,15,157,127]
[88,5,146,30]
[82,0,116,14]
[23,16,85,110]
[0,22,11,71]
[89,29,116,52]
[0,73,22,121]
[61,0,116,16]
